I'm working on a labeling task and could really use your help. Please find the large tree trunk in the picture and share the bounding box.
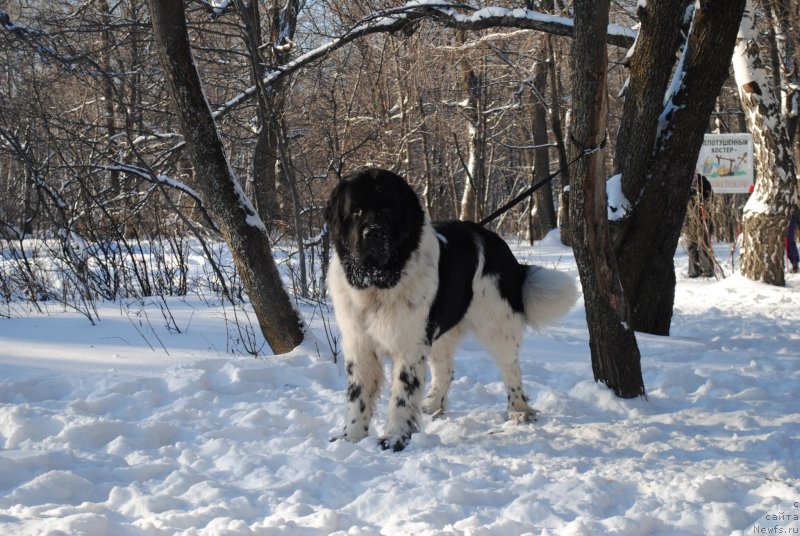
[611,0,745,334]
[734,0,798,286]
[570,0,644,399]
[147,0,304,353]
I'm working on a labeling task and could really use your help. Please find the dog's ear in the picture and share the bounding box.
[398,176,424,230]
[324,181,346,232]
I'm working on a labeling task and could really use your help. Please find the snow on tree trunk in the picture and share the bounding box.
[610,0,744,335]
[148,0,304,353]
[734,0,798,286]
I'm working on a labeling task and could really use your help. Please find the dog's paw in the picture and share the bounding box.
[378,434,411,452]
[507,408,539,424]
[331,427,369,444]
[421,396,445,417]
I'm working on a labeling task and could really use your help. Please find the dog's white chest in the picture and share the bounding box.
[329,228,440,356]
[360,289,428,352]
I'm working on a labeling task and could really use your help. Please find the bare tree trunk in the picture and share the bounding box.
[238,0,301,228]
[570,0,644,399]
[734,0,798,286]
[391,44,413,178]
[416,92,434,217]
[251,121,281,225]
[558,188,571,246]
[239,1,275,225]
[530,1,557,240]
[547,37,572,246]
[98,0,120,198]
[275,120,309,298]
[22,158,34,235]
[529,52,556,241]
[458,39,486,222]
[147,0,304,353]
[764,0,800,167]
[763,0,799,142]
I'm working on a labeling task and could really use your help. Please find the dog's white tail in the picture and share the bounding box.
[522,266,579,330]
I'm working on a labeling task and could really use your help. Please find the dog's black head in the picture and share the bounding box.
[325,169,425,289]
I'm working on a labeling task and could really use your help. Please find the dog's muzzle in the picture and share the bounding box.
[358,224,387,266]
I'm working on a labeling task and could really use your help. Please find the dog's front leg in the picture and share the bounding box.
[338,340,383,443]
[380,353,426,451]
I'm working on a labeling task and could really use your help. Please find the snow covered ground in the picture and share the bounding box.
[0,234,798,535]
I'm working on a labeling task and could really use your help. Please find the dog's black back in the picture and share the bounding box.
[427,220,528,343]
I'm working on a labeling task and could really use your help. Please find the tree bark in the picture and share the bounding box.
[570,0,644,399]
[147,0,304,353]
[735,0,798,286]
[548,37,572,246]
[529,51,557,240]
[611,0,745,334]
[763,0,799,142]
[98,0,120,198]
[239,0,301,227]
[458,44,486,222]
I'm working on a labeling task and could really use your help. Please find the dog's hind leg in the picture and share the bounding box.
[422,325,464,416]
[339,340,383,443]
[380,352,427,451]
[473,313,538,423]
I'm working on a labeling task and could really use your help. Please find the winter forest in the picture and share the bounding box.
[1,0,799,534]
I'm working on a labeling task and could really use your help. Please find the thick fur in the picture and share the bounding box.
[326,169,578,451]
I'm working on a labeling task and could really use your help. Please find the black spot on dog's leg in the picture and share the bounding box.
[347,384,362,402]
[398,367,421,396]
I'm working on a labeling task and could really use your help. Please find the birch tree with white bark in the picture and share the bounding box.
[733,0,799,286]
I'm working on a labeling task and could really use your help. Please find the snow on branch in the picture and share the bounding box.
[97,163,220,233]
[213,2,636,120]
[197,1,233,19]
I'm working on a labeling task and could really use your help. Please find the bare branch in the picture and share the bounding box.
[96,163,220,233]
[212,2,636,121]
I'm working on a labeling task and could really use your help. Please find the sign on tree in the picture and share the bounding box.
[695,133,754,193]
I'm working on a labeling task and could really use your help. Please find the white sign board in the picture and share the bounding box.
[695,133,754,193]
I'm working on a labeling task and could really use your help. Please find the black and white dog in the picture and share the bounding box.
[325,168,578,451]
